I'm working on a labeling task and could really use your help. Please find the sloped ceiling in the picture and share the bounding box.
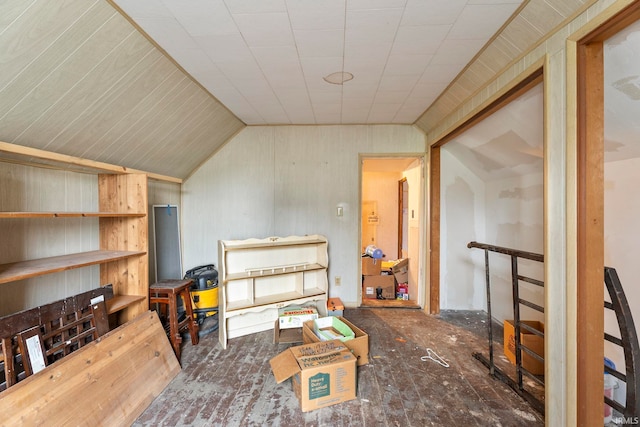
[0,0,244,181]
[0,0,596,180]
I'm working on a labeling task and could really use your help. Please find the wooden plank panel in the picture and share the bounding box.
[0,9,135,143]
[0,311,180,426]
[17,29,154,147]
[0,0,97,92]
[0,1,114,120]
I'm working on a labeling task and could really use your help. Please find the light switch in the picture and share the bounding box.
[337,206,343,217]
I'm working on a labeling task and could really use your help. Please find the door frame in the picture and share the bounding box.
[573,2,640,423]
[428,69,544,314]
[359,154,426,307]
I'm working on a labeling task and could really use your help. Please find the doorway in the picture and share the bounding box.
[360,156,424,308]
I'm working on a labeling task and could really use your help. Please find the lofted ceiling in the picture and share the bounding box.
[0,0,595,180]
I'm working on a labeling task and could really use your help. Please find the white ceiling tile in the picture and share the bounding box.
[308,90,342,105]
[341,109,370,124]
[430,39,486,66]
[420,64,466,84]
[195,34,253,62]
[392,24,450,55]
[224,0,286,14]
[374,90,409,104]
[251,45,299,64]
[216,60,264,80]
[401,0,466,26]
[135,17,196,52]
[384,55,432,75]
[232,13,294,47]
[449,4,520,40]
[378,74,420,91]
[347,0,407,11]
[296,29,344,57]
[346,8,403,42]
[300,56,344,81]
[367,104,402,123]
[286,0,345,30]
[162,0,236,36]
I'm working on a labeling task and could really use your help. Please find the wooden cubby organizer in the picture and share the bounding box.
[218,235,329,349]
[0,173,149,325]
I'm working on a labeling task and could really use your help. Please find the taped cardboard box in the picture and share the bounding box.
[278,305,319,329]
[303,316,369,366]
[269,340,357,412]
[504,320,545,376]
[362,275,395,299]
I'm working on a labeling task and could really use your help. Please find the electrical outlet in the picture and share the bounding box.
[335,276,341,286]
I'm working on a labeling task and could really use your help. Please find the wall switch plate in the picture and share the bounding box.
[337,206,343,217]
[335,276,341,286]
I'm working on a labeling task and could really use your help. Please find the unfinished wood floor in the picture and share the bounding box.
[134,309,544,426]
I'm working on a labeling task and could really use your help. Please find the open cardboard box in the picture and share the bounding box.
[504,319,545,376]
[303,316,369,366]
[269,339,357,412]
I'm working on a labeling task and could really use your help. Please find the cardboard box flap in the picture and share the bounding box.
[270,339,349,383]
[327,297,344,311]
[270,349,301,384]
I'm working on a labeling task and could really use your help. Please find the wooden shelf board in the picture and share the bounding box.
[0,212,145,218]
[226,263,325,281]
[0,250,146,284]
[222,237,326,250]
[106,295,146,314]
[226,288,326,312]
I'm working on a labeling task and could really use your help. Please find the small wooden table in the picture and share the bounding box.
[149,279,199,360]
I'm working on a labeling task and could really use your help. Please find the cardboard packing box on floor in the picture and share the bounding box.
[269,340,357,412]
[303,316,369,366]
[327,297,344,316]
[503,319,545,376]
[362,275,395,299]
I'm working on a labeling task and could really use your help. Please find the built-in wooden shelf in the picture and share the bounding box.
[0,212,146,218]
[106,295,147,314]
[0,250,146,284]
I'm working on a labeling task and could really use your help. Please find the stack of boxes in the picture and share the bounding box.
[270,298,370,412]
[362,257,409,300]
[361,256,395,299]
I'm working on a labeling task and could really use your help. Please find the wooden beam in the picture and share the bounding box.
[429,146,441,314]
[0,311,180,426]
[576,39,604,427]
[0,140,182,183]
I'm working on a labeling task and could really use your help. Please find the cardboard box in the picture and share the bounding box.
[270,340,357,412]
[327,297,344,316]
[362,257,381,275]
[307,316,355,342]
[391,258,408,284]
[278,306,319,329]
[273,320,302,344]
[504,320,545,375]
[303,316,369,366]
[362,275,395,299]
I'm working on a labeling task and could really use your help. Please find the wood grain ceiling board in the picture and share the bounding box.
[0,0,244,180]
[415,0,595,135]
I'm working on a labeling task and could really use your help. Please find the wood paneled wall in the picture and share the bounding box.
[181,125,426,307]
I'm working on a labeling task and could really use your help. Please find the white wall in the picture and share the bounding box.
[403,160,422,300]
[604,156,640,402]
[485,173,544,324]
[440,148,544,323]
[361,170,401,258]
[440,148,486,311]
[181,125,426,306]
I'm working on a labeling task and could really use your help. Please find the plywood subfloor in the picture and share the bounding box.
[135,309,544,426]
